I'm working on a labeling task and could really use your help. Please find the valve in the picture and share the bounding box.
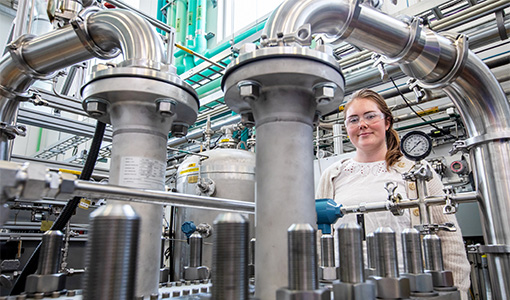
[407,78,426,102]
[181,221,197,238]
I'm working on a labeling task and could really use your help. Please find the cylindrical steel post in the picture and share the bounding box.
[36,230,63,275]
[321,234,335,267]
[83,203,140,300]
[332,123,343,155]
[211,213,249,300]
[423,234,444,271]
[338,223,364,283]
[374,227,399,278]
[288,223,318,290]
[366,233,377,271]
[402,228,424,274]
[189,232,202,267]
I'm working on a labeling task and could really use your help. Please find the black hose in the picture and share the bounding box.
[10,121,106,295]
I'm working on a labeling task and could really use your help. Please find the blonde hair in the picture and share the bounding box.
[345,89,402,169]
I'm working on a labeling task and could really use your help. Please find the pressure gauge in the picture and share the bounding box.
[400,131,433,161]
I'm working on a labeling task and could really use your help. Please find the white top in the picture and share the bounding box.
[316,157,471,299]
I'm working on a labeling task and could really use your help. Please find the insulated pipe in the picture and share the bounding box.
[263,1,510,297]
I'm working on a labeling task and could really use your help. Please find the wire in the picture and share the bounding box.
[389,77,456,139]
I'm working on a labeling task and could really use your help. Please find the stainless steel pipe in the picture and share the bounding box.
[374,227,399,278]
[423,234,445,272]
[36,230,64,275]
[321,234,335,268]
[189,232,203,267]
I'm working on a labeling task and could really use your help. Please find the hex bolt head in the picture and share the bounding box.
[238,81,261,102]
[85,100,107,118]
[172,124,189,138]
[313,83,337,105]
[156,99,176,117]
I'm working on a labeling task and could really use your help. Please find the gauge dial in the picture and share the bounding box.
[400,131,432,161]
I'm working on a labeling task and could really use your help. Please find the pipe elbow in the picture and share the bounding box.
[86,9,166,70]
[262,0,356,46]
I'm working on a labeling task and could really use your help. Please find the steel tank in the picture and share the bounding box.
[173,147,255,281]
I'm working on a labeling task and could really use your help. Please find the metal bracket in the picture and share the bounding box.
[0,122,27,139]
[415,222,456,234]
[371,53,388,81]
[450,130,510,155]
[384,182,404,216]
[442,186,458,214]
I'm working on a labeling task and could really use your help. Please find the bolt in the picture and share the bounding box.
[172,291,180,297]
[238,81,261,102]
[171,124,189,138]
[67,290,76,296]
[241,112,255,128]
[313,83,337,105]
[51,291,60,298]
[150,293,159,300]
[156,99,176,117]
[85,100,107,117]
[162,292,170,298]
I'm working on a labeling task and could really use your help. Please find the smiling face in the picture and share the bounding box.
[345,97,390,157]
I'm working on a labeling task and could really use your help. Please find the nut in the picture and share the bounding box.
[313,83,337,105]
[368,276,410,299]
[276,287,330,300]
[238,81,261,101]
[85,100,107,118]
[25,273,66,293]
[401,272,434,293]
[333,281,376,300]
[319,266,339,281]
[427,270,454,287]
[241,112,255,128]
[171,123,189,138]
[156,99,176,117]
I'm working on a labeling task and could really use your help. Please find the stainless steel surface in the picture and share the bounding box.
[288,223,318,290]
[189,232,203,267]
[320,234,335,268]
[338,223,364,284]
[211,213,249,300]
[366,232,377,274]
[374,227,399,278]
[423,234,444,272]
[37,230,64,275]
[86,9,164,69]
[401,228,424,274]
[83,203,140,300]
[173,148,255,281]
[105,0,175,33]
[222,46,344,300]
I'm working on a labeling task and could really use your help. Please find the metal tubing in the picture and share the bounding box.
[338,223,364,284]
[83,203,140,300]
[104,0,174,33]
[423,234,444,272]
[189,232,203,267]
[332,123,343,155]
[402,228,424,274]
[211,213,249,300]
[321,234,335,268]
[288,223,318,290]
[374,227,399,278]
[72,180,255,213]
[37,230,63,275]
[86,9,165,69]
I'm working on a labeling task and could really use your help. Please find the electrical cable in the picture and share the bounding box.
[389,77,456,139]
[10,121,106,295]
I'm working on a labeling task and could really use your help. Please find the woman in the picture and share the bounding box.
[316,89,470,299]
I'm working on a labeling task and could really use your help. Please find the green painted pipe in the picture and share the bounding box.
[193,0,207,64]
[195,77,222,95]
[167,1,177,28]
[156,0,166,34]
[36,127,43,152]
[175,0,188,74]
[183,0,197,70]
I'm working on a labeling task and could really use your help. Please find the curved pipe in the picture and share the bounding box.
[264,0,510,297]
[0,9,167,160]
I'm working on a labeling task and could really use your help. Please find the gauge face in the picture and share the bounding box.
[400,131,432,161]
